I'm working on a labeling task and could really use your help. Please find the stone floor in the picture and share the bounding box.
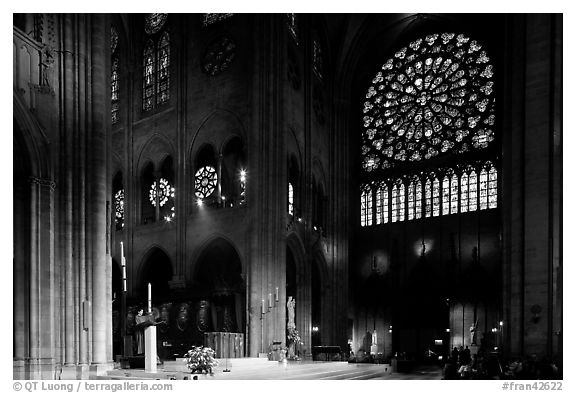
[104,357,443,380]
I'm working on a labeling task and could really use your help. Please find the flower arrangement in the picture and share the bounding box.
[287,326,301,344]
[183,346,218,374]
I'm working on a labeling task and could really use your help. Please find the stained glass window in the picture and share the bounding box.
[488,165,497,208]
[469,170,478,211]
[432,177,440,217]
[288,182,294,215]
[460,173,469,213]
[415,179,422,219]
[195,166,218,199]
[145,13,168,35]
[391,184,397,222]
[143,40,155,111]
[479,168,488,210]
[313,39,323,79]
[111,57,119,124]
[408,180,415,220]
[425,178,432,217]
[361,185,373,227]
[111,27,118,53]
[142,20,170,112]
[149,178,174,207]
[376,182,389,224]
[442,176,450,215]
[361,33,495,172]
[157,32,170,105]
[450,174,459,214]
[114,189,124,228]
[203,13,233,26]
[398,182,405,221]
[287,13,298,44]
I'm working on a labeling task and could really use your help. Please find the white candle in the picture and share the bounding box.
[268,293,272,308]
[275,287,279,302]
[120,241,124,265]
[148,283,152,313]
[261,299,265,314]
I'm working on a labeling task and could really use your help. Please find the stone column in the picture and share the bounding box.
[89,13,112,369]
[29,176,56,379]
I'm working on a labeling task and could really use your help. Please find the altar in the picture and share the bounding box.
[203,332,244,358]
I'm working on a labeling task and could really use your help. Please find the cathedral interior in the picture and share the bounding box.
[12,13,562,380]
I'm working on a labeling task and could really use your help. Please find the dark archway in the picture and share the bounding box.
[193,238,245,334]
[140,247,173,302]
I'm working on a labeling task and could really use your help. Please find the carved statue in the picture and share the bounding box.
[176,302,190,332]
[287,296,296,329]
[196,300,211,332]
[470,320,478,345]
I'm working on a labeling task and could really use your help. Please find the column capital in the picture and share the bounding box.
[29,176,56,191]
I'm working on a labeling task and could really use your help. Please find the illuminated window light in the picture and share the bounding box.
[196,199,203,207]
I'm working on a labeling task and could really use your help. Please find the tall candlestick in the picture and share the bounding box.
[275,287,279,302]
[268,293,273,308]
[261,299,265,314]
[148,283,152,313]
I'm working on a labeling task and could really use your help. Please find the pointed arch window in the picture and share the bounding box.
[469,170,478,211]
[157,32,170,105]
[488,165,497,208]
[415,179,422,219]
[398,182,405,222]
[361,185,373,227]
[442,176,450,215]
[286,13,298,44]
[113,172,124,230]
[111,26,119,124]
[479,167,488,210]
[408,179,415,220]
[142,15,170,112]
[143,40,156,111]
[313,39,323,79]
[432,177,440,217]
[288,182,294,216]
[425,178,432,218]
[450,173,459,214]
[376,182,388,224]
[460,173,469,213]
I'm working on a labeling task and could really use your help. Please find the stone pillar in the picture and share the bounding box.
[89,13,112,370]
[502,14,562,359]
[29,177,56,379]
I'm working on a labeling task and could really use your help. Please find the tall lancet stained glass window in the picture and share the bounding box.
[111,27,119,124]
[287,13,298,44]
[143,40,155,112]
[288,182,294,215]
[361,185,372,227]
[376,182,388,224]
[142,14,170,111]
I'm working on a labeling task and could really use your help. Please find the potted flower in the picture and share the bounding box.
[286,326,302,360]
[183,346,218,374]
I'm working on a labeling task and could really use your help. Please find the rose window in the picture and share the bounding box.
[145,13,168,35]
[149,178,174,207]
[195,166,218,198]
[361,33,495,172]
[114,189,124,220]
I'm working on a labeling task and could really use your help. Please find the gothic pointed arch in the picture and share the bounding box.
[138,246,174,301]
[190,236,245,334]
